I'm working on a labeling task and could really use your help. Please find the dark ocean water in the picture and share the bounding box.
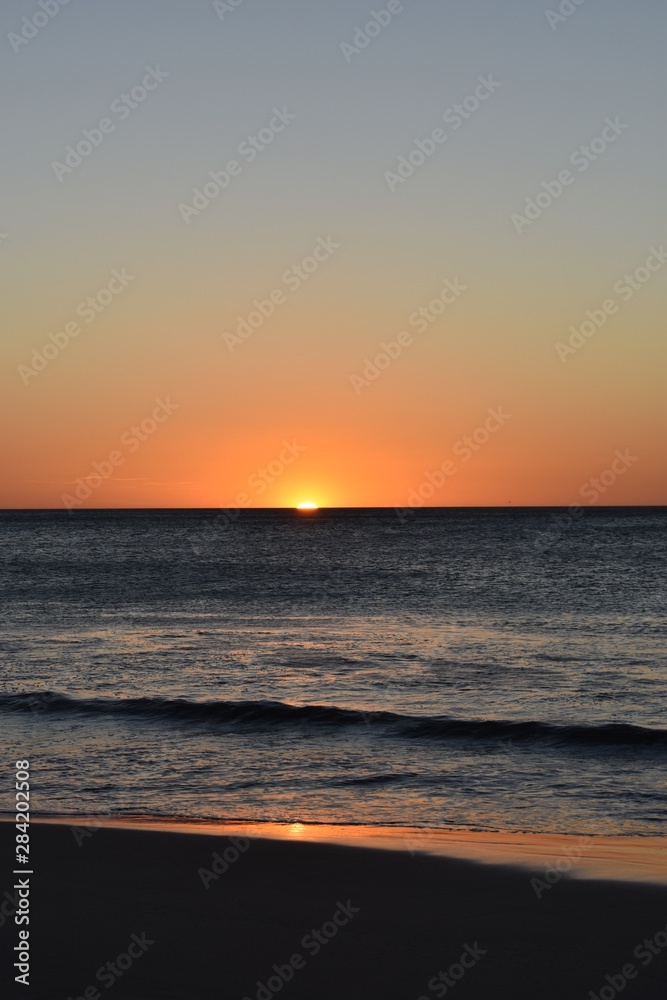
[0,507,665,835]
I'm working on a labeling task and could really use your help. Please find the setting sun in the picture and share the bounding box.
[296,501,318,511]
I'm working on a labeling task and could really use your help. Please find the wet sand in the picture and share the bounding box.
[1,820,666,999]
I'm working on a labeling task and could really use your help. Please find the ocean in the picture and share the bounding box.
[0,507,665,836]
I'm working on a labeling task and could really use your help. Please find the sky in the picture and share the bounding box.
[1,0,665,508]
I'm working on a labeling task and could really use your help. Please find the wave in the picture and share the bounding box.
[2,691,666,751]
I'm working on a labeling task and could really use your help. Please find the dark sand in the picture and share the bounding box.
[2,821,666,999]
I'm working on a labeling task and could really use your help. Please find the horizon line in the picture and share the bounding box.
[1,505,665,513]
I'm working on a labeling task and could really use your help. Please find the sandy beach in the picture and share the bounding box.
[2,820,666,999]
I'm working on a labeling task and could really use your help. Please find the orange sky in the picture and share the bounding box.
[1,0,665,509]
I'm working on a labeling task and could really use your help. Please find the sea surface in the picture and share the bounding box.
[0,508,665,836]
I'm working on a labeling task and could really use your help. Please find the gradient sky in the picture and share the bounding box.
[1,0,665,508]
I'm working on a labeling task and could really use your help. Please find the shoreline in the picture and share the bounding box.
[4,814,666,884]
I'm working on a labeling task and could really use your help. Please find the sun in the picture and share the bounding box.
[296,501,318,511]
